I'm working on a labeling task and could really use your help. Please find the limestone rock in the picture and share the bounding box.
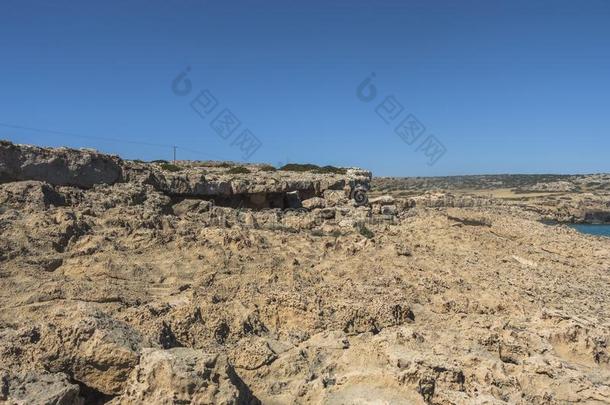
[0,180,65,210]
[172,198,212,216]
[317,207,336,220]
[2,141,610,404]
[369,195,395,205]
[323,189,348,206]
[302,197,327,210]
[0,141,122,188]
[230,337,278,370]
[0,142,372,209]
[36,313,151,395]
[110,348,259,405]
[0,370,82,405]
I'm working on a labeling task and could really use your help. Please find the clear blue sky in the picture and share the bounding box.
[1,0,609,176]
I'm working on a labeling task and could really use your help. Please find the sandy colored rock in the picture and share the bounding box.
[0,143,609,403]
[172,198,212,216]
[0,141,122,187]
[302,197,327,210]
[0,180,65,210]
[369,195,395,205]
[34,312,150,395]
[1,141,372,207]
[0,370,82,405]
[109,348,258,405]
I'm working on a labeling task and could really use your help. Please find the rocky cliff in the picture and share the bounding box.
[0,141,371,209]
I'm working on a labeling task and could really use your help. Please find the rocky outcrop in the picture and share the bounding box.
[1,142,609,403]
[373,175,610,225]
[110,348,258,405]
[522,193,610,224]
[0,180,65,210]
[582,209,610,224]
[125,162,370,208]
[0,141,371,209]
[0,141,122,188]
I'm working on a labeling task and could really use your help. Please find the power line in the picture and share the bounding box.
[0,122,229,161]
[0,122,171,148]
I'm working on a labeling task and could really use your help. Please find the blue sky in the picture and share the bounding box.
[1,0,609,176]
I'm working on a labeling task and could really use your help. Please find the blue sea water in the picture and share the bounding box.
[569,224,610,237]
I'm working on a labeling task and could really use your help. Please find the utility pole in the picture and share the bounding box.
[173,146,177,163]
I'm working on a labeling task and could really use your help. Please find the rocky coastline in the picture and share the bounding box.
[1,142,609,404]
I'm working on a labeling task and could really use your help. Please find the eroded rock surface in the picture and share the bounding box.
[110,348,258,405]
[1,141,371,209]
[1,143,609,404]
[0,370,82,405]
[0,141,122,187]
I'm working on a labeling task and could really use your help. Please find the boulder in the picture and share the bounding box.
[36,313,151,395]
[0,370,82,405]
[110,348,259,405]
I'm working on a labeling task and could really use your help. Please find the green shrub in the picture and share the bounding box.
[159,163,182,172]
[314,165,347,175]
[227,166,251,174]
[279,163,318,172]
[279,163,346,174]
[151,159,169,164]
[259,165,277,172]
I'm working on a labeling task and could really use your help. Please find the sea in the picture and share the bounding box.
[568,224,610,238]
